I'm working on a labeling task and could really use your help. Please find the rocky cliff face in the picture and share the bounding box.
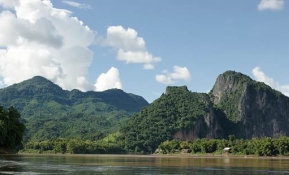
[173,102,225,141]
[165,86,226,140]
[158,71,289,140]
[172,90,225,141]
[210,71,289,139]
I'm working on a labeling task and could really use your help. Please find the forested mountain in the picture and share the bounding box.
[120,71,289,153]
[0,76,149,141]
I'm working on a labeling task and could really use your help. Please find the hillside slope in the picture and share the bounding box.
[0,76,149,141]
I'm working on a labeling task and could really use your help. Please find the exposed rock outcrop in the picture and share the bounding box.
[173,98,225,141]
[210,71,289,138]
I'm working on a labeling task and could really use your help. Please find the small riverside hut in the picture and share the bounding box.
[223,147,231,154]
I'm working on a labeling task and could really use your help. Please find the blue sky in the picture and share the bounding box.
[0,0,288,102]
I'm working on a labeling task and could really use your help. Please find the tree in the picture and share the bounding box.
[0,106,25,151]
[274,136,289,155]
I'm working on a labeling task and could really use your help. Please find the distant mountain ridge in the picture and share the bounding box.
[0,76,148,119]
[0,76,149,140]
[120,71,289,152]
[2,71,289,150]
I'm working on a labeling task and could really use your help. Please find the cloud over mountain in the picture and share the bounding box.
[156,66,191,84]
[0,0,96,91]
[252,67,289,96]
[94,67,122,91]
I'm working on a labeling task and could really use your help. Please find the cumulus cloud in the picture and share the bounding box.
[252,67,289,96]
[62,0,91,9]
[94,67,122,91]
[156,66,191,84]
[0,0,96,91]
[0,0,18,8]
[102,25,161,69]
[258,0,284,11]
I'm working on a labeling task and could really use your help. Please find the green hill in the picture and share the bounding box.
[0,76,149,141]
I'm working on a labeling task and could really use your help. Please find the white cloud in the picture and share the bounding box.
[103,25,161,69]
[252,67,289,96]
[94,67,122,91]
[258,0,284,11]
[0,0,19,8]
[156,66,191,85]
[0,0,96,91]
[62,0,91,9]
[156,74,174,84]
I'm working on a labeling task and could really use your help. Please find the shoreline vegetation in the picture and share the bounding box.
[0,148,18,154]
[16,135,289,157]
[0,106,25,155]
[7,153,289,161]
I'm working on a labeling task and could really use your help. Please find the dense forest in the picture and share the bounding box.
[24,111,132,141]
[157,136,289,156]
[0,76,148,141]
[0,106,25,153]
[21,135,289,156]
[118,86,214,153]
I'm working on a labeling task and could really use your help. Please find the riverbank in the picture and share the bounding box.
[0,148,17,154]
[15,152,289,160]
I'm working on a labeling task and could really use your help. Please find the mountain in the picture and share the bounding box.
[0,76,149,141]
[210,71,289,138]
[120,86,225,153]
[120,71,289,152]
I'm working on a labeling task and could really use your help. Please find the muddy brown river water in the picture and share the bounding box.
[0,154,289,174]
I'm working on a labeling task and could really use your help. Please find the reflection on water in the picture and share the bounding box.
[0,154,289,175]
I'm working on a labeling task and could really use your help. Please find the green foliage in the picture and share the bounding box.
[274,136,289,155]
[157,136,289,156]
[0,106,25,151]
[158,140,180,154]
[22,135,126,154]
[0,76,149,141]
[22,136,289,156]
[247,137,276,156]
[25,111,132,141]
[120,86,212,153]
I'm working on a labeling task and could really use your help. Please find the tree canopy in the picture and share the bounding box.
[0,106,25,152]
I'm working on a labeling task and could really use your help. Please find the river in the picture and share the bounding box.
[0,154,289,174]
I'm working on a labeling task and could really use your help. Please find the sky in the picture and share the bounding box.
[0,0,288,103]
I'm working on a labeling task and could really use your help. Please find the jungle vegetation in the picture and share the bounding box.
[0,106,25,153]
[21,135,289,156]
[0,76,148,141]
